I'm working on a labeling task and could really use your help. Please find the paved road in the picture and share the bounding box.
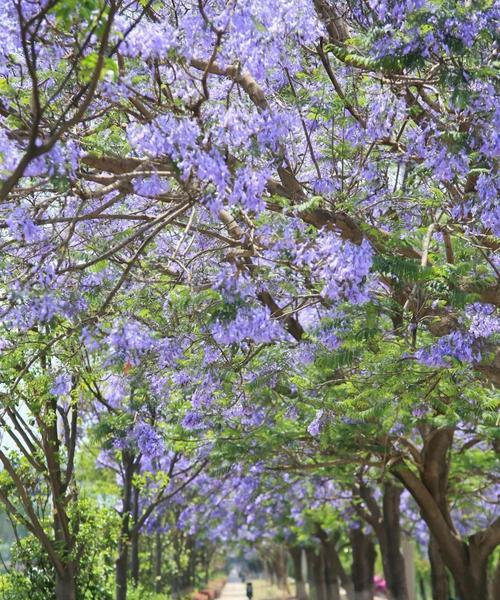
[220,581,247,600]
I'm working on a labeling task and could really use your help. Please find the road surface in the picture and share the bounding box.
[220,581,247,600]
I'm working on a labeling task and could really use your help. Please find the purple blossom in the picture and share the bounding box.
[415,303,498,367]
[229,166,269,213]
[415,331,481,367]
[191,374,220,409]
[411,404,429,419]
[307,409,325,437]
[211,306,286,345]
[134,421,164,458]
[474,174,500,235]
[182,409,204,430]
[118,17,178,59]
[134,173,169,197]
[6,208,42,243]
[466,303,500,339]
[171,371,191,386]
[103,375,129,407]
[317,328,340,351]
[50,373,72,397]
[106,320,154,365]
[296,233,373,304]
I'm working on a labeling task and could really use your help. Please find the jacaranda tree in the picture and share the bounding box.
[0,1,498,599]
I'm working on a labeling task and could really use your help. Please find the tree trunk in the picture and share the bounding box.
[428,535,448,600]
[418,575,427,600]
[392,429,500,600]
[490,560,500,600]
[55,563,77,600]
[321,541,341,600]
[116,451,135,600]
[131,486,140,587]
[115,532,129,600]
[381,483,409,600]
[350,529,374,600]
[290,546,308,600]
[203,548,211,584]
[188,540,196,589]
[155,529,163,594]
[271,545,290,592]
[306,547,327,600]
[356,482,408,600]
[317,526,354,600]
[45,383,79,600]
[327,542,354,600]
[267,560,276,585]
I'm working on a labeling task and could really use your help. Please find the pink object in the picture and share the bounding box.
[373,575,388,592]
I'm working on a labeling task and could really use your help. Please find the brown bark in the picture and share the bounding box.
[320,539,341,600]
[131,486,140,586]
[0,361,80,598]
[289,546,308,600]
[349,529,375,600]
[491,560,500,600]
[43,379,78,600]
[274,546,290,591]
[313,0,350,43]
[381,484,409,600]
[418,575,427,600]
[354,481,408,600]
[393,428,500,600]
[154,529,164,593]
[204,548,211,585]
[306,547,327,600]
[55,563,77,600]
[268,561,276,586]
[328,544,355,600]
[265,544,290,592]
[428,535,449,600]
[316,527,355,600]
[116,450,135,600]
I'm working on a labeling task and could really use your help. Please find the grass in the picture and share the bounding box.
[250,578,296,600]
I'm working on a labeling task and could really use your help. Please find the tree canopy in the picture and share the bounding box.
[0,1,498,600]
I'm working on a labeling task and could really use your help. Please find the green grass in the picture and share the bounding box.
[251,578,295,600]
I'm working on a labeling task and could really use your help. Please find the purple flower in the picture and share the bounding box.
[134,421,164,458]
[415,331,481,367]
[6,208,42,243]
[182,409,204,430]
[106,320,154,365]
[229,166,269,213]
[134,173,169,196]
[466,303,500,339]
[51,373,72,397]
[317,328,340,351]
[296,233,373,304]
[211,306,286,345]
[103,375,129,407]
[191,374,219,409]
[308,409,325,437]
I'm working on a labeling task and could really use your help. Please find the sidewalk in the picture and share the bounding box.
[222,578,292,600]
[220,582,247,600]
